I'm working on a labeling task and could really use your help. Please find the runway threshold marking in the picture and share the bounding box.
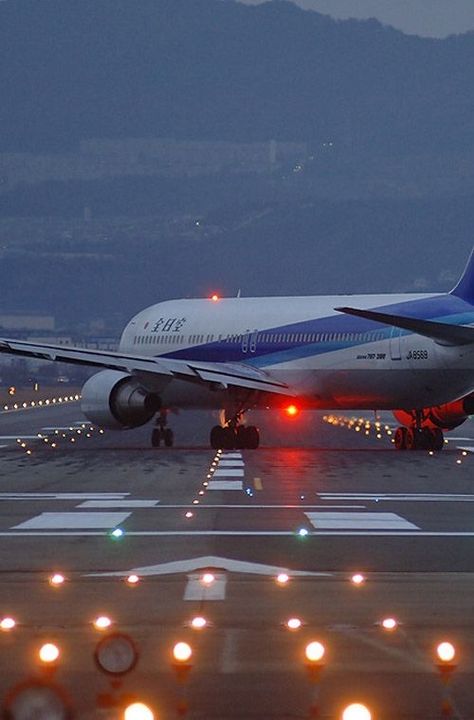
[306,511,419,530]
[77,500,160,508]
[0,493,129,501]
[213,468,245,477]
[207,480,244,490]
[11,511,131,530]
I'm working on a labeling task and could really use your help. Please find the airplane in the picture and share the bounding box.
[1,247,474,452]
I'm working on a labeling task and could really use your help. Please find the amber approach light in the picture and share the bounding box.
[341,704,372,720]
[305,641,325,662]
[38,642,60,664]
[437,641,456,663]
[123,702,155,720]
[173,641,193,662]
[0,617,16,631]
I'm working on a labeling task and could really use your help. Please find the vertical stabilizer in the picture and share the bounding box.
[451,247,474,304]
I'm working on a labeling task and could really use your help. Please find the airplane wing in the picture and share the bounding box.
[335,306,474,346]
[0,337,294,396]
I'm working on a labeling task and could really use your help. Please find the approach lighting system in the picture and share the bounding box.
[210,294,219,302]
[94,633,139,676]
[0,617,16,632]
[38,643,61,665]
[124,702,155,720]
[49,573,66,587]
[172,642,193,663]
[276,572,290,585]
[305,641,325,663]
[351,573,366,586]
[381,617,398,631]
[436,641,456,664]
[93,615,113,631]
[126,574,140,586]
[286,617,302,631]
[341,703,372,720]
[190,616,207,629]
[201,572,215,586]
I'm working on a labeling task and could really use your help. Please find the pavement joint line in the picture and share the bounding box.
[4,530,474,536]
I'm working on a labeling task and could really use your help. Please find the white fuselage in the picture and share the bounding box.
[118,294,474,411]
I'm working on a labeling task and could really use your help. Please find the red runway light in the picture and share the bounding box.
[285,404,299,417]
[210,294,219,302]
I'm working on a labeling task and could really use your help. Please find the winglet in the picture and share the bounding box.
[451,247,474,304]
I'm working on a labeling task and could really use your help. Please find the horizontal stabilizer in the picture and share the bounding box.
[335,306,474,346]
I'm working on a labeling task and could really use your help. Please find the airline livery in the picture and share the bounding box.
[2,248,474,451]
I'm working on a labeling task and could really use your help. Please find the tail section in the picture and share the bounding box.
[451,247,474,304]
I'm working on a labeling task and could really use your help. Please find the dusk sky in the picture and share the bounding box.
[240,0,474,37]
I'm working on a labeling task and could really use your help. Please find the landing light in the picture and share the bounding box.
[305,641,325,662]
[286,617,302,630]
[436,641,456,663]
[94,615,112,631]
[201,572,215,586]
[351,573,365,586]
[276,573,290,585]
[381,617,398,631]
[49,573,65,587]
[342,703,372,720]
[191,616,207,629]
[126,574,140,586]
[173,641,193,663]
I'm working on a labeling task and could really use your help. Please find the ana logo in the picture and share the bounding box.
[144,321,149,329]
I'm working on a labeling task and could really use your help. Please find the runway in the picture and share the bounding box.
[1,401,474,718]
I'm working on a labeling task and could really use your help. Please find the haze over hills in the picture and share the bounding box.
[1,0,473,155]
[0,0,473,329]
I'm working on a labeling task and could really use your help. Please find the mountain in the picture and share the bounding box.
[0,0,473,155]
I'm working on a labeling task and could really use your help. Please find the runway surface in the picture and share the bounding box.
[1,400,474,718]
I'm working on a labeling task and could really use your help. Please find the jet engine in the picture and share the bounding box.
[393,392,474,431]
[81,370,161,429]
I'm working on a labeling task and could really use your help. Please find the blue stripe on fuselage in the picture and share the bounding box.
[160,294,474,365]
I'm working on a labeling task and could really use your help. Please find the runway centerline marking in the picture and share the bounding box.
[306,511,419,530]
[184,572,227,600]
[11,512,131,530]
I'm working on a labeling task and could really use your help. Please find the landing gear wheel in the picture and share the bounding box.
[405,427,422,450]
[222,427,236,450]
[151,428,161,448]
[163,428,174,447]
[210,425,226,449]
[394,427,407,450]
[245,425,259,449]
[430,427,445,451]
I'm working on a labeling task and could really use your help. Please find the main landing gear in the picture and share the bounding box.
[210,424,259,450]
[210,409,260,450]
[151,410,174,448]
[394,426,444,451]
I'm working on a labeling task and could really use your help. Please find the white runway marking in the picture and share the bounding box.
[89,555,329,578]
[214,468,244,477]
[457,446,474,453]
[0,435,39,440]
[306,511,419,530]
[218,460,245,467]
[184,572,227,600]
[207,480,244,490]
[11,511,131,530]
[220,453,242,459]
[0,493,129,501]
[319,493,474,502]
[77,500,159,508]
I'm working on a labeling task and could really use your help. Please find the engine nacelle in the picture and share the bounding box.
[393,392,474,431]
[81,370,161,429]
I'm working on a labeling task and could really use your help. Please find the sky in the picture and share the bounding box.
[239,0,474,37]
